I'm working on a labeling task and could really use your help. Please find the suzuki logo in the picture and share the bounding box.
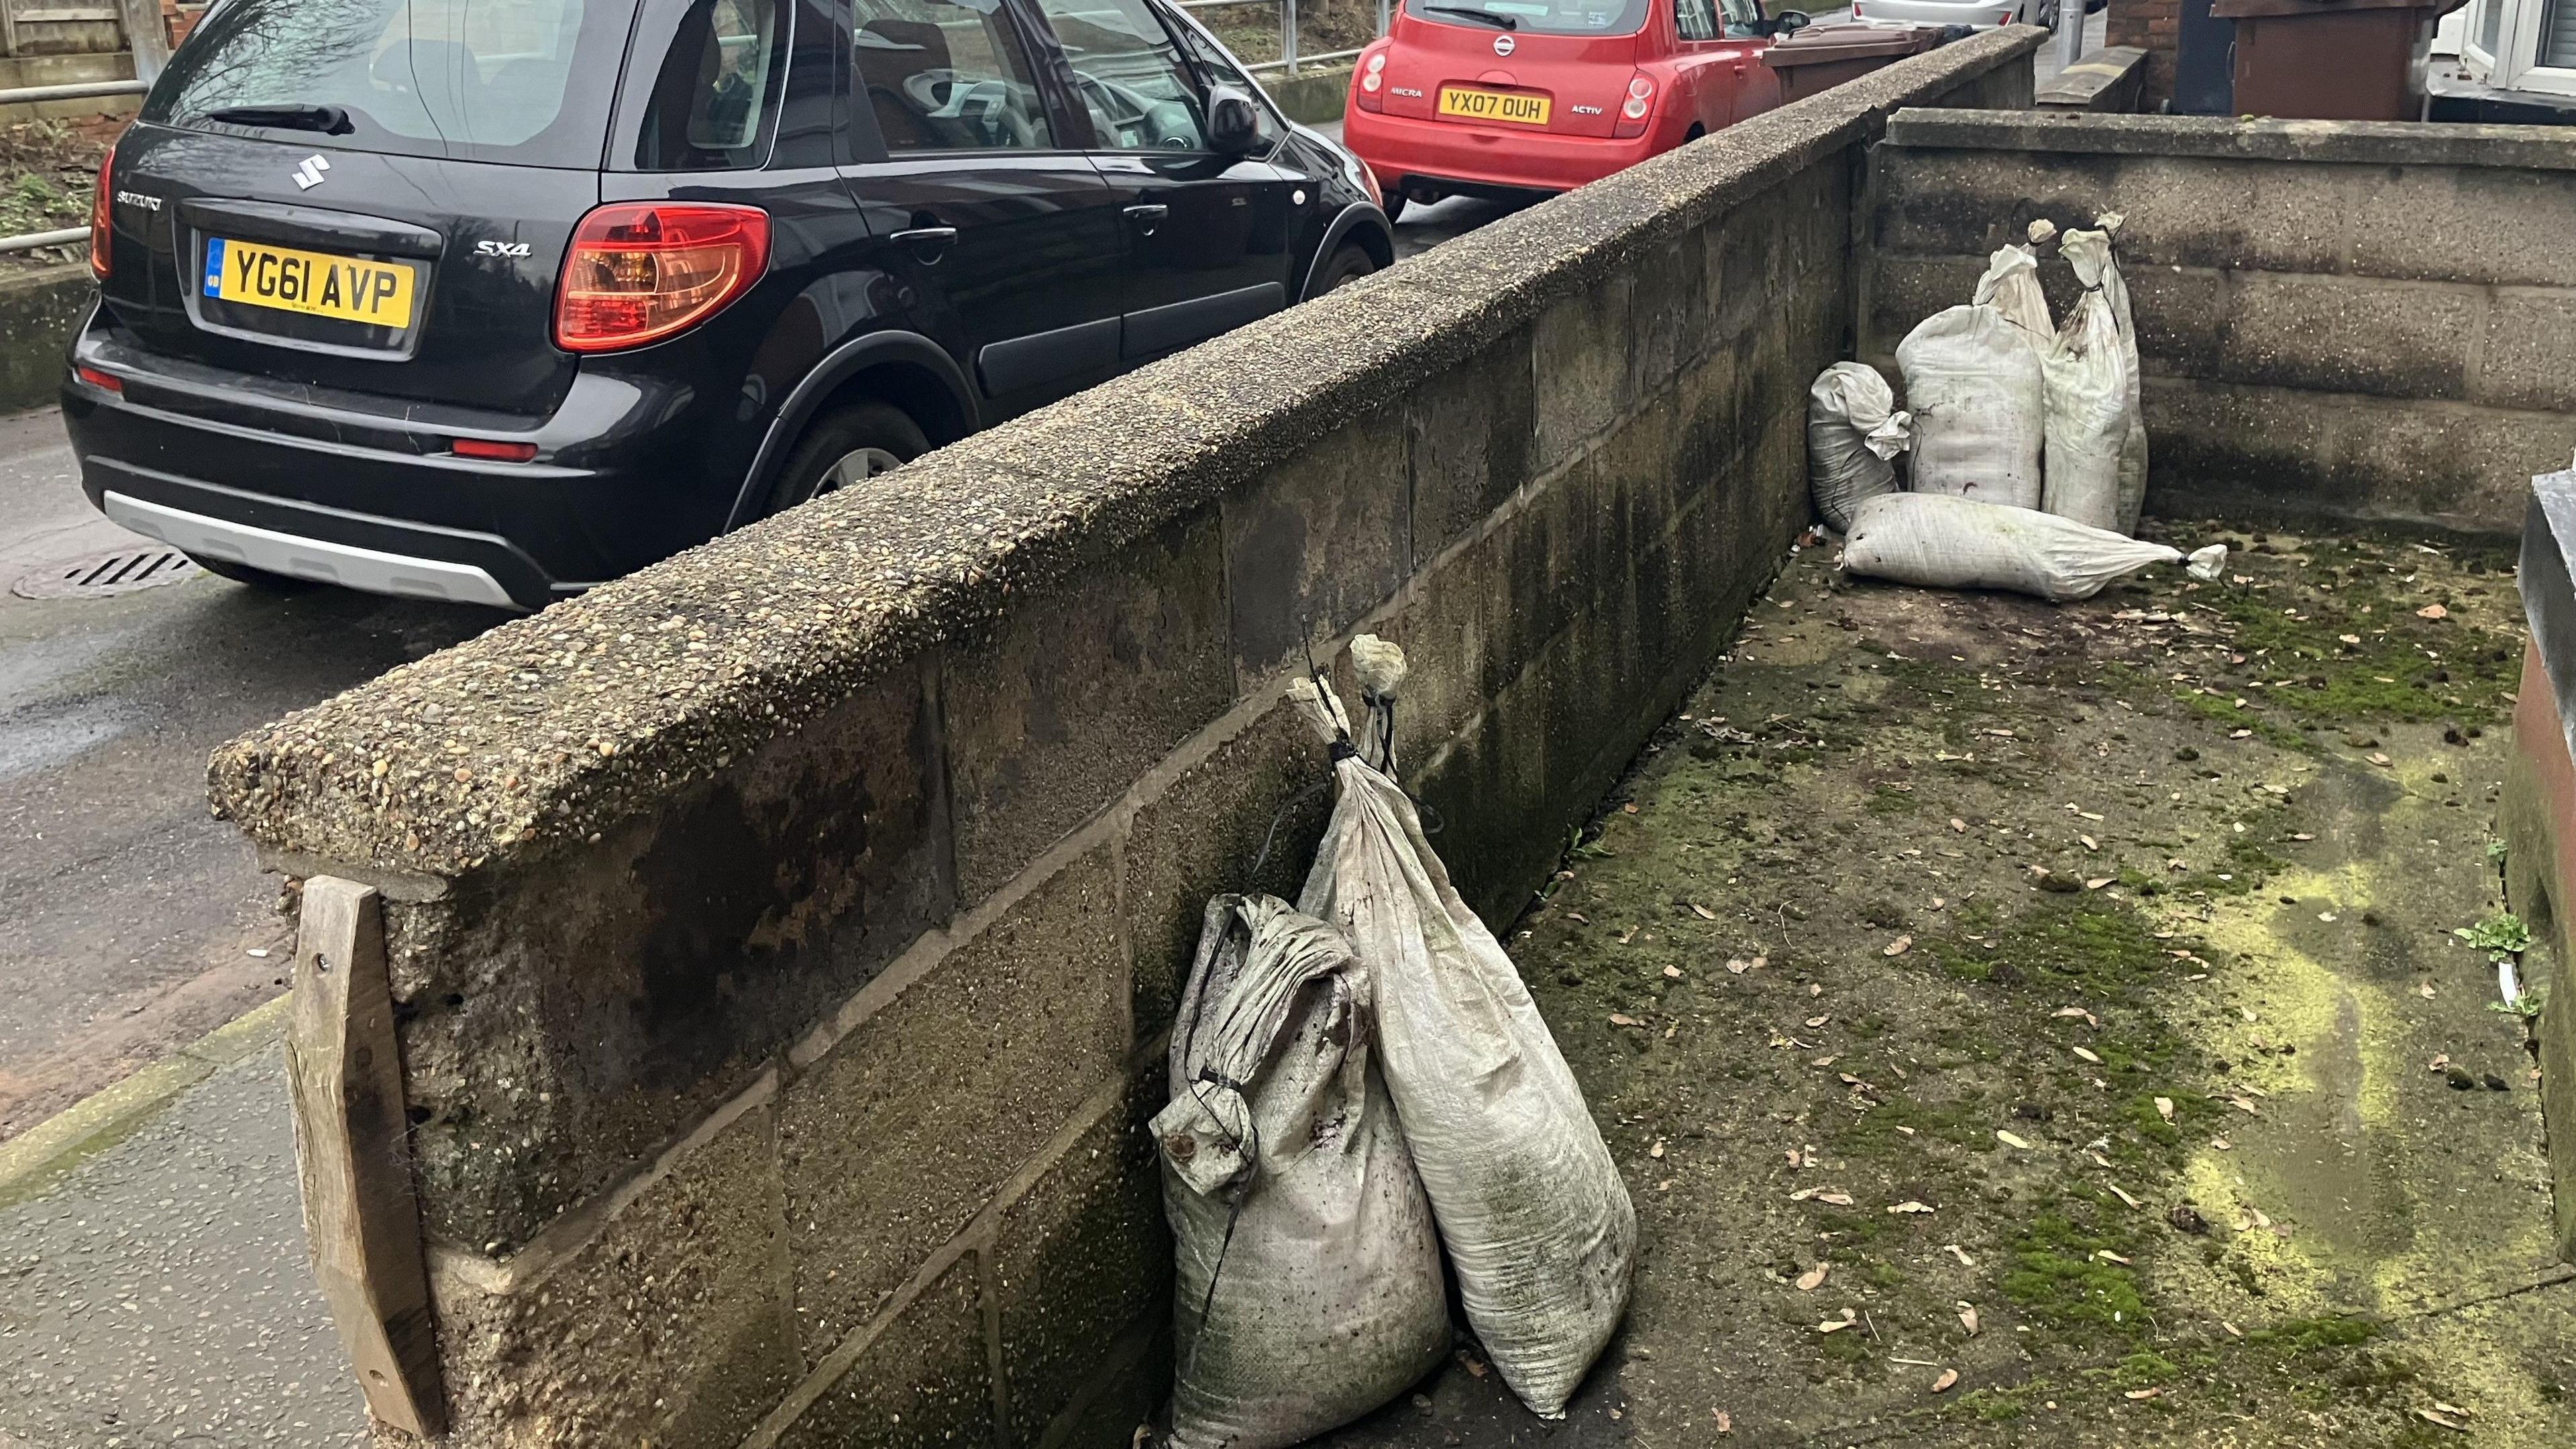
[1493,33,1515,54]
[290,154,329,190]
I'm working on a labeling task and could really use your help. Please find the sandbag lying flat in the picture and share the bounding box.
[1896,246,2052,510]
[1289,639,1634,1419]
[1841,492,2224,602]
[1155,894,1448,1449]
[1808,362,1911,532]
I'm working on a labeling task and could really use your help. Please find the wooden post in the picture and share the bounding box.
[287,877,445,1438]
[114,0,170,84]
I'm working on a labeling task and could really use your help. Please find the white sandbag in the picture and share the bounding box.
[1974,241,2056,346]
[1807,362,1911,532]
[1156,894,1449,1449]
[1841,492,2222,602]
[1895,247,2050,509]
[1289,639,1634,1419]
[2040,229,2133,532]
[2092,214,2151,535]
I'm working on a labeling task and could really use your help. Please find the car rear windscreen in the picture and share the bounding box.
[144,0,642,168]
[1401,0,1650,35]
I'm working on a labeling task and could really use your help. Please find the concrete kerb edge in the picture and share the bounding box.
[1882,107,2576,171]
[199,24,2046,894]
[0,993,290,1209]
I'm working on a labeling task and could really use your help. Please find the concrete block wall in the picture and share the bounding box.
[205,30,2043,1448]
[1864,111,2576,536]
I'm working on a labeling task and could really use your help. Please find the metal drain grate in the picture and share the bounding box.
[11,547,203,600]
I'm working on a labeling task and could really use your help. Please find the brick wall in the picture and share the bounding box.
[2106,0,2180,109]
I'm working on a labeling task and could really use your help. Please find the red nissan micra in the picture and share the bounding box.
[1344,0,1811,215]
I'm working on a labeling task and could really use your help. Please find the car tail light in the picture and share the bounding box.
[89,156,111,280]
[1615,74,1656,139]
[553,202,770,354]
[74,364,120,394]
[1356,50,1387,113]
[451,437,538,462]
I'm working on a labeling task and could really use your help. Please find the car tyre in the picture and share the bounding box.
[1383,193,1407,225]
[1309,244,1377,299]
[761,400,931,518]
[185,553,317,593]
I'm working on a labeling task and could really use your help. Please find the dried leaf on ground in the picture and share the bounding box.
[1996,1130,2035,1150]
[1796,1265,1829,1291]
[1944,1244,1976,1267]
[1884,934,1913,957]
[1931,1369,1959,1393]
[1690,903,1717,920]
[1888,1200,1935,1214]
[2072,1046,2103,1064]
[1957,1302,1981,1334]
[2153,1096,2174,1122]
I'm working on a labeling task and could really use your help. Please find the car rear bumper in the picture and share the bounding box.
[1340,107,1660,195]
[61,311,751,611]
[101,489,521,608]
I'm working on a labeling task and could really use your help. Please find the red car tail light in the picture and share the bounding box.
[89,156,111,280]
[1356,49,1387,113]
[74,364,121,394]
[553,202,770,354]
[451,437,539,462]
[1614,74,1656,139]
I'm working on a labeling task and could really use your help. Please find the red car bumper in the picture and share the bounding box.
[1341,105,1664,198]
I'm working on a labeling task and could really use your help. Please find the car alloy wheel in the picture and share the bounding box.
[820,446,907,494]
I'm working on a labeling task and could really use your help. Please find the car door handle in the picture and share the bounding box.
[890,225,959,261]
[1123,203,1169,235]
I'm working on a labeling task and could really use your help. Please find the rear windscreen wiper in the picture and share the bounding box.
[202,103,354,135]
[1424,5,1516,26]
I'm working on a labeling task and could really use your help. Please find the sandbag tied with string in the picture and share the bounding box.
[1289,635,1636,1419]
[1152,893,1448,1449]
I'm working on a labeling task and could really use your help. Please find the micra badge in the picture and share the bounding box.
[291,154,329,190]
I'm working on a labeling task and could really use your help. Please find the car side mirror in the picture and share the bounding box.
[1206,85,1262,156]
[1770,8,1812,33]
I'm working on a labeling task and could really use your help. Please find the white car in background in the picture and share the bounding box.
[1845,0,2068,28]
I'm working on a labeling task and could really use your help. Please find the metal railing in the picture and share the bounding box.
[0,76,146,104]
[0,224,86,254]
[1177,0,1388,74]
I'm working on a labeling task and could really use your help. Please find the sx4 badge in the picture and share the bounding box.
[474,240,533,258]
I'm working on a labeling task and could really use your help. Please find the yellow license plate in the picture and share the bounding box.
[203,236,417,329]
[1438,86,1550,125]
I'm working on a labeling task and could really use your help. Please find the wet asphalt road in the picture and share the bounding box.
[0,409,502,1142]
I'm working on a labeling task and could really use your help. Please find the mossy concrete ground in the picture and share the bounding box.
[1318,519,2572,1447]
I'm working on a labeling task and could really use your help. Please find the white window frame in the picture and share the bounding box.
[2467,0,2576,95]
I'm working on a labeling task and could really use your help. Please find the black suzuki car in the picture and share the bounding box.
[63,0,1392,610]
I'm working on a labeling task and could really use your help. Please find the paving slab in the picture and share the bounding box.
[0,1025,366,1446]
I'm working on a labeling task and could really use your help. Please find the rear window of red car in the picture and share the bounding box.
[1401,0,1650,36]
